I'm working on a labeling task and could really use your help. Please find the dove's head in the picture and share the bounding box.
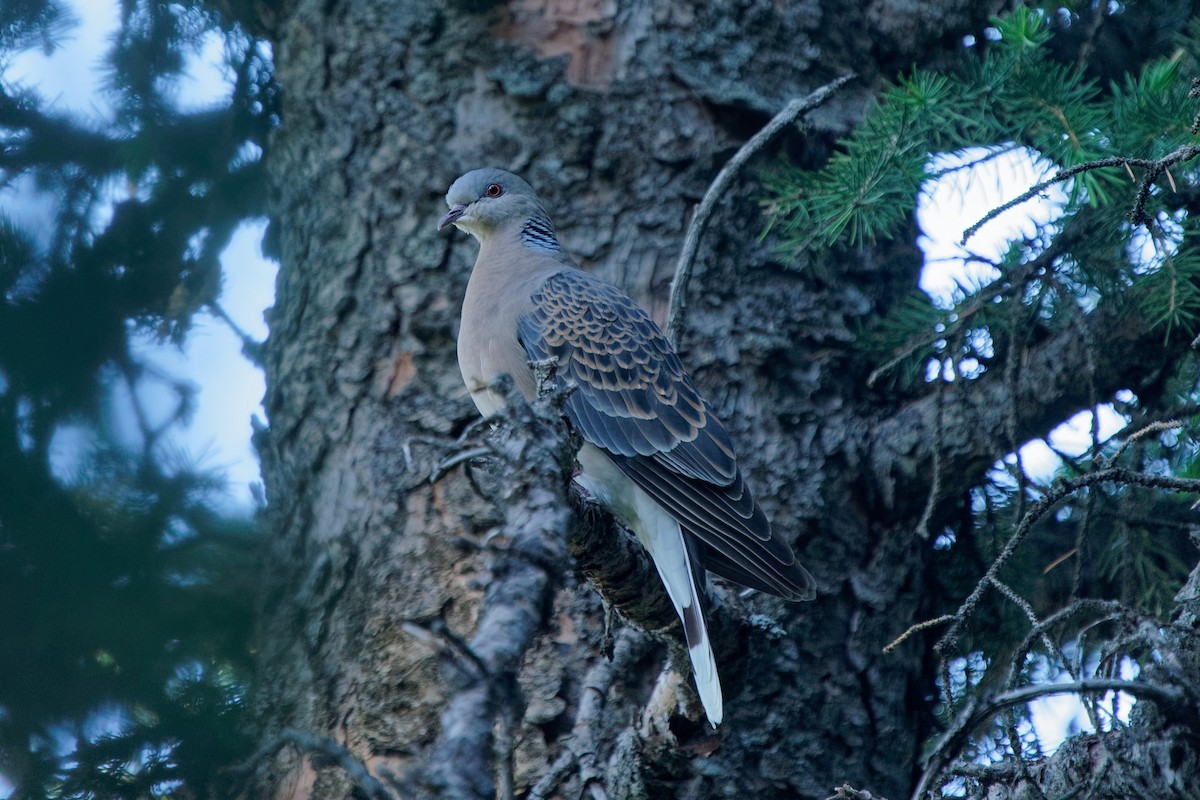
[438,168,552,242]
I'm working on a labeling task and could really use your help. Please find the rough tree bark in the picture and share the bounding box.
[249,1,1197,798]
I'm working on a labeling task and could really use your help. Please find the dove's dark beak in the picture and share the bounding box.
[438,204,467,231]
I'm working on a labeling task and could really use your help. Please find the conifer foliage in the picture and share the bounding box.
[768,7,1200,793]
[0,1,275,795]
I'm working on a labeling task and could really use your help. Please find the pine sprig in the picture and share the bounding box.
[771,6,1200,383]
[1134,222,1200,337]
[767,7,1200,257]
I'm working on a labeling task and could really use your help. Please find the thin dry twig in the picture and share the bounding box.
[229,727,395,799]
[914,374,946,540]
[1107,419,1182,466]
[400,620,489,682]
[883,614,955,654]
[988,573,1101,730]
[1190,76,1200,134]
[665,74,855,345]
[960,145,1200,245]
[1002,599,1126,689]
[935,467,1200,657]
[429,446,491,483]
[428,362,573,484]
[866,226,1076,387]
[920,420,1200,744]
[207,299,265,364]
[911,679,1187,800]
[988,577,1059,660]
[1112,403,1200,440]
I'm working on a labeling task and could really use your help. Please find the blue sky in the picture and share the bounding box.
[2,0,276,512]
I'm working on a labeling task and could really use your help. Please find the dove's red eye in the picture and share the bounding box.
[485,183,502,198]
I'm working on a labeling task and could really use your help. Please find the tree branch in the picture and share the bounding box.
[528,629,651,800]
[934,466,1200,658]
[870,270,1192,516]
[917,552,1200,800]
[960,145,1200,244]
[424,376,577,799]
[912,679,1190,800]
[665,75,855,345]
[230,727,396,800]
[568,491,681,640]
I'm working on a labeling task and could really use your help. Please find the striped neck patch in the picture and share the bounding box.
[521,214,561,252]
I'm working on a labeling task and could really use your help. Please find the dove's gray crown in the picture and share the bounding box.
[445,167,536,206]
[441,168,559,251]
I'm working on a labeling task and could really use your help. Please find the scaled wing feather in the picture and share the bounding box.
[518,269,814,601]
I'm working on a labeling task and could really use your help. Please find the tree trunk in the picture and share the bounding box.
[249,1,1185,798]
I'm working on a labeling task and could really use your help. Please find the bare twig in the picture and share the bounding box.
[928,144,1022,180]
[935,467,1200,657]
[1112,403,1200,440]
[400,620,489,682]
[883,614,955,654]
[866,229,1066,387]
[1073,0,1110,72]
[960,145,1200,245]
[207,299,265,364]
[1190,77,1200,134]
[912,679,1187,800]
[1002,707,1043,796]
[428,360,574,484]
[665,74,855,345]
[429,446,492,483]
[1003,278,1032,524]
[947,761,1020,782]
[114,353,196,459]
[988,572,1101,730]
[988,577,1059,661]
[913,377,945,540]
[1107,419,1182,466]
[1002,599,1126,690]
[822,784,891,800]
[1044,272,1099,464]
[229,727,395,799]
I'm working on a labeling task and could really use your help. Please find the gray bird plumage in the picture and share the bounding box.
[441,168,814,726]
